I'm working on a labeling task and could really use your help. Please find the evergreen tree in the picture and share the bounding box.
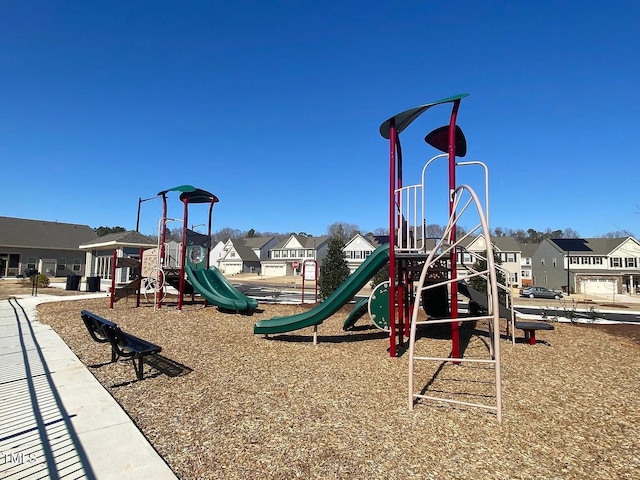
[318,227,350,299]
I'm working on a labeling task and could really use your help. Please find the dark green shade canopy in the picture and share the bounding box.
[379,93,469,139]
[158,185,219,204]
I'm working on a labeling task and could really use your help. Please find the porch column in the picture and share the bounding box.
[630,275,635,295]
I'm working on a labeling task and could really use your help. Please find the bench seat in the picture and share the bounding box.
[80,310,161,380]
[514,320,554,345]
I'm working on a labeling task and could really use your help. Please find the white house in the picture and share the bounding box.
[261,234,329,277]
[461,235,522,287]
[218,236,279,275]
[343,234,388,273]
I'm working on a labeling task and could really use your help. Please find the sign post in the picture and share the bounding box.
[301,260,318,304]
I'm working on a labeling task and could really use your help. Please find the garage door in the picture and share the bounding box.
[221,262,242,275]
[581,279,616,295]
[262,264,285,277]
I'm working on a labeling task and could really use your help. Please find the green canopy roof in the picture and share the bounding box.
[379,94,469,139]
[158,185,219,204]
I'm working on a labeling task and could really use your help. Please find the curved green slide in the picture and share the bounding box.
[342,297,369,331]
[254,244,389,335]
[185,265,258,312]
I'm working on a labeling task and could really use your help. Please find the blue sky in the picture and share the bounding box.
[2,1,639,238]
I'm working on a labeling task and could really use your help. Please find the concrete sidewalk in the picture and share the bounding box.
[0,295,177,479]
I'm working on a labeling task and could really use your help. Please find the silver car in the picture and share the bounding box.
[520,286,563,299]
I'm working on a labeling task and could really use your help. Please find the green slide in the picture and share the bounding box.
[254,244,389,335]
[185,265,258,312]
[342,297,369,331]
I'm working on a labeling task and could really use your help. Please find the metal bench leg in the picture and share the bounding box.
[524,329,536,345]
[133,357,144,380]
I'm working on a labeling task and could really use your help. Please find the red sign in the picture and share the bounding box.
[292,261,299,269]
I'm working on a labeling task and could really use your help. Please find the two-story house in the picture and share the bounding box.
[261,234,329,277]
[460,235,522,287]
[531,237,640,295]
[218,236,279,275]
[518,243,539,287]
[343,234,388,273]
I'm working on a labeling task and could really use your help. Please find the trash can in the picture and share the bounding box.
[66,274,81,291]
[86,276,101,292]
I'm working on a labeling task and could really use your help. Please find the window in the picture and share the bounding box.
[462,253,473,264]
[273,251,280,258]
[524,258,531,265]
[593,257,603,265]
[506,253,516,262]
[522,270,531,278]
[610,257,621,268]
[27,257,37,270]
[552,258,557,267]
[57,258,66,272]
[625,257,637,268]
[72,258,82,272]
[570,257,579,265]
[540,258,545,266]
[230,252,236,258]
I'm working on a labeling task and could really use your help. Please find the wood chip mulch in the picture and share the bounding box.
[36,297,640,479]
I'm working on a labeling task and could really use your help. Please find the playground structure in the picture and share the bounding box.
[379,94,502,420]
[148,185,258,312]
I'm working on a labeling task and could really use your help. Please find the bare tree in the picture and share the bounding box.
[326,222,360,241]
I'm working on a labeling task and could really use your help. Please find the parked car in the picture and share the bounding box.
[520,286,563,299]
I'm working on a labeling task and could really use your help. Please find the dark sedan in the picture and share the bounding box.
[520,286,563,299]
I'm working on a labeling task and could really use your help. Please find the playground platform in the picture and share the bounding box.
[0,294,177,479]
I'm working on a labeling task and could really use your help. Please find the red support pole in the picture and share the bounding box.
[178,198,189,310]
[136,247,143,307]
[448,100,461,360]
[158,194,168,309]
[109,249,117,309]
[388,121,397,357]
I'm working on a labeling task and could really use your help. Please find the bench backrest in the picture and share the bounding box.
[99,322,134,358]
[81,310,117,344]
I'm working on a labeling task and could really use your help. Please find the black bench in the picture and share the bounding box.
[80,310,162,380]
[514,320,555,345]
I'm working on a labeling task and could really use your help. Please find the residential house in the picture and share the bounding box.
[79,231,156,284]
[218,236,279,275]
[518,243,539,287]
[343,234,388,273]
[261,234,330,277]
[208,240,226,269]
[531,237,640,295]
[0,216,98,278]
[460,235,522,287]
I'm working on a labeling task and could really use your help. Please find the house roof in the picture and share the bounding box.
[79,231,156,250]
[273,234,329,250]
[548,237,628,255]
[518,243,540,258]
[0,216,98,250]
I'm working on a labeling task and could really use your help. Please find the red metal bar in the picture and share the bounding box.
[109,249,117,309]
[448,99,461,360]
[388,121,397,357]
[158,194,168,309]
[178,197,189,310]
[136,247,143,307]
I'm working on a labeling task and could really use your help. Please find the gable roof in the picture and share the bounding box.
[79,231,156,250]
[273,234,330,250]
[548,237,628,255]
[0,216,98,250]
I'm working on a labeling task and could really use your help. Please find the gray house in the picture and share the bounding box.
[0,216,98,277]
[531,237,640,295]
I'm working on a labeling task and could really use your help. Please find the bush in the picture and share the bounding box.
[21,274,50,288]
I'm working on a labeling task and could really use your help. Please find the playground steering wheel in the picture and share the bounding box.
[143,268,166,302]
